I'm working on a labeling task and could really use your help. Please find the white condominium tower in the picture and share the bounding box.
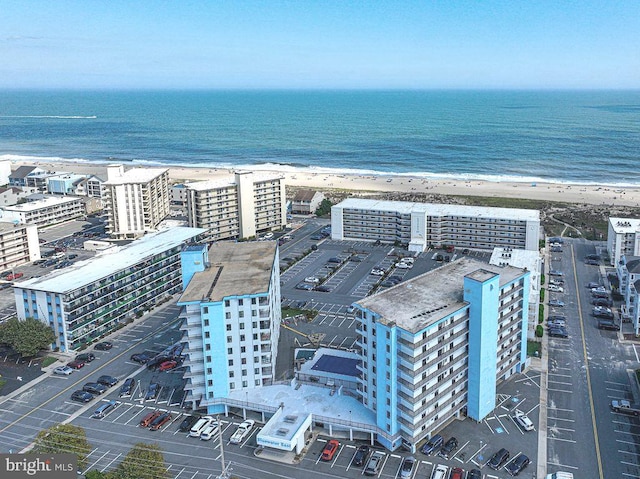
[103,164,170,239]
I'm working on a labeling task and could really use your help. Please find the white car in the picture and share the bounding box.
[395,262,412,269]
[53,365,74,376]
[262,232,274,240]
[548,285,564,293]
[370,268,385,276]
[513,409,535,431]
[230,419,255,444]
[400,257,415,264]
[200,421,219,440]
[304,277,320,284]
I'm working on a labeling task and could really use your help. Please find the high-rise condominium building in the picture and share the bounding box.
[178,241,281,413]
[103,164,170,239]
[186,172,286,241]
[353,258,530,451]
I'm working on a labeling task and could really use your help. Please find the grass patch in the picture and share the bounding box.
[42,356,58,368]
[281,307,306,319]
[527,340,542,358]
[0,378,6,392]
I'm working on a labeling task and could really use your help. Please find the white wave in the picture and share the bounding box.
[2,153,640,187]
[0,115,97,119]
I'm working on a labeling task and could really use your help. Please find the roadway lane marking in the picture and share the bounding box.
[548,437,576,443]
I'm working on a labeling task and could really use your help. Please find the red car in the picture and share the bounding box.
[6,272,24,281]
[321,439,340,461]
[450,467,464,479]
[67,360,85,369]
[158,360,178,371]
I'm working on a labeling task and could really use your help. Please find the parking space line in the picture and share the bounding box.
[547,462,579,470]
[100,452,121,472]
[548,437,576,443]
[619,450,640,458]
[548,388,573,393]
[549,426,575,432]
[86,450,110,472]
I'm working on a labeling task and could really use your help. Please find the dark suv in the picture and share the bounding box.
[119,378,136,397]
[76,353,95,363]
[420,434,443,455]
[505,453,530,476]
[438,437,458,459]
[488,448,510,470]
[353,445,370,467]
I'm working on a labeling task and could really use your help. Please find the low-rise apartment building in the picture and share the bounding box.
[103,164,170,239]
[331,198,540,253]
[353,258,530,451]
[178,241,281,413]
[290,189,324,214]
[616,255,640,335]
[13,227,205,352]
[0,222,40,272]
[186,171,286,241]
[0,196,84,227]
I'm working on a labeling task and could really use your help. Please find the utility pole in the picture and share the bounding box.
[216,415,231,479]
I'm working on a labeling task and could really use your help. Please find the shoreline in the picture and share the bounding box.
[8,158,640,207]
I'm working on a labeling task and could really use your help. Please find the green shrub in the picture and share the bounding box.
[540,274,545,285]
[535,325,544,337]
[540,288,545,302]
[538,304,544,323]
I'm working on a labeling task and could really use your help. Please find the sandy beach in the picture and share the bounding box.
[11,159,640,207]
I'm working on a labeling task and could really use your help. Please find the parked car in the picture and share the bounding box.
[399,456,416,478]
[178,415,201,433]
[450,468,465,479]
[94,341,113,351]
[513,409,535,431]
[97,375,119,387]
[130,353,151,364]
[549,270,564,277]
[92,400,118,419]
[315,285,331,292]
[321,439,340,461]
[139,410,162,427]
[548,285,564,293]
[505,453,530,476]
[395,262,412,269]
[598,320,619,331]
[83,382,107,395]
[593,298,613,307]
[431,465,448,479]
[53,366,74,376]
[468,469,482,479]
[587,282,601,289]
[200,421,220,440]
[380,281,395,288]
[119,378,137,397]
[6,272,23,281]
[585,259,599,265]
[71,390,94,403]
[350,255,363,262]
[364,451,385,476]
[420,434,443,455]
[549,278,564,285]
[549,300,565,307]
[67,360,85,370]
[295,282,315,291]
[488,448,510,470]
[353,444,370,466]
[438,437,458,459]
[149,412,173,431]
[146,355,172,370]
[310,234,324,240]
[76,353,95,363]
[158,360,177,372]
[370,268,385,276]
[229,419,255,444]
[304,276,320,284]
[145,383,160,400]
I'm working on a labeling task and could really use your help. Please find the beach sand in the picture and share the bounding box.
[12,159,640,207]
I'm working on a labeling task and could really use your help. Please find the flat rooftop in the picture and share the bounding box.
[104,167,168,185]
[15,227,205,293]
[357,257,526,333]
[610,218,640,233]
[335,198,540,221]
[179,241,277,303]
[298,348,361,380]
[186,173,284,192]
[0,221,30,233]
[2,196,81,212]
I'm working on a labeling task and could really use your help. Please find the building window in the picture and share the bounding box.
[227,336,232,343]
[239,311,244,318]
[242,381,248,388]
[226,324,232,331]
[203,306,209,314]
[207,368,212,374]
[241,346,246,353]
[254,345,258,351]
[204,319,209,326]
[205,344,211,351]
[205,331,210,339]
[227,348,233,354]
[241,358,247,365]
[255,380,261,386]
[240,335,245,342]
[240,323,245,329]
[229,371,234,377]
[207,380,213,386]
[225,300,230,307]
[230,382,235,389]
[206,355,211,362]
[254,368,260,374]
[228,359,233,366]
[238,299,243,306]
[225,312,231,319]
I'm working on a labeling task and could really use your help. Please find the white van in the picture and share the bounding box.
[200,422,219,441]
[513,410,535,431]
[431,465,448,479]
[189,416,213,437]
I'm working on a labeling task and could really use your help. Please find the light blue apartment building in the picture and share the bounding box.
[354,258,530,451]
[178,241,281,413]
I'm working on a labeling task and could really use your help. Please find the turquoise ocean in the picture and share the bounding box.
[0,90,638,185]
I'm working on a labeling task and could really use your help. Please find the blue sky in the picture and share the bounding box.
[1,0,638,89]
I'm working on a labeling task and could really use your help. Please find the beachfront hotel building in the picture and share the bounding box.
[185,171,287,241]
[0,222,40,273]
[103,164,170,240]
[353,257,530,450]
[607,217,640,266]
[178,241,281,412]
[331,198,540,253]
[13,227,205,352]
[0,196,85,227]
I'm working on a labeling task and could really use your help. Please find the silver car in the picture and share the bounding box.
[364,451,385,476]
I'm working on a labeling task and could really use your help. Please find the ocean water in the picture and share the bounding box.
[0,90,639,185]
